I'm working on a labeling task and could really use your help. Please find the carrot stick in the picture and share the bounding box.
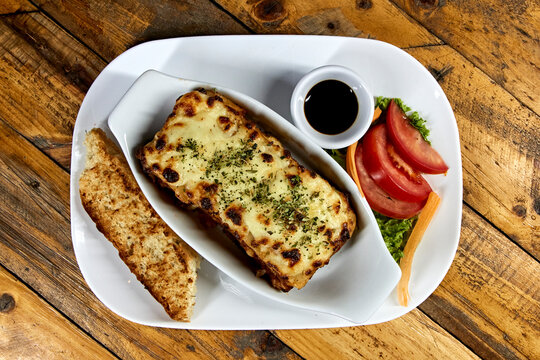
[397,192,441,306]
[346,142,364,197]
[373,106,382,122]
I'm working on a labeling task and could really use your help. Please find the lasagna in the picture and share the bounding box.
[138,89,356,291]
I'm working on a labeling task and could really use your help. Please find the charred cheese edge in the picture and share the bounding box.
[138,89,356,291]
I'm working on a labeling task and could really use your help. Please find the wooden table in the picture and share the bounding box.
[0,0,538,359]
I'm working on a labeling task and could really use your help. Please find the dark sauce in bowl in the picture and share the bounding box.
[304,80,359,135]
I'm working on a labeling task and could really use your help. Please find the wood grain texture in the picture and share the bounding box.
[405,45,540,260]
[0,0,35,14]
[0,13,104,169]
[1,2,538,360]
[392,0,540,115]
[0,119,300,360]
[419,208,540,360]
[32,0,250,62]
[274,309,479,359]
[0,267,116,360]
[215,0,440,47]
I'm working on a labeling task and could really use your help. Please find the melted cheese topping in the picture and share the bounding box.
[140,90,356,290]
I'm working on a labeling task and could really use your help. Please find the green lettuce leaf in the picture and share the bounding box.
[374,212,416,263]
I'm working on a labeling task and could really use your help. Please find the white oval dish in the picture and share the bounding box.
[70,35,462,329]
[290,65,374,149]
[107,69,401,324]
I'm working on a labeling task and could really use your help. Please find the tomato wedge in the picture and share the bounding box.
[355,145,424,219]
[386,100,448,174]
[362,124,432,202]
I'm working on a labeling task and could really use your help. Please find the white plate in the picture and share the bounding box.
[70,35,462,329]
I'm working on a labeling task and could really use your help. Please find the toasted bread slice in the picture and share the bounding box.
[79,128,199,321]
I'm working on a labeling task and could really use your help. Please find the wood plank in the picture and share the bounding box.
[0,266,116,359]
[274,309,479,359]
[32,0,250,62]
[0,119,301,360]
[404,45,540,260]
[215,0,440,47]
[1,3,537,360]
[391,0,540,115]
[419,208,540,360]
[0,0,35,15]
[0,12,104,169]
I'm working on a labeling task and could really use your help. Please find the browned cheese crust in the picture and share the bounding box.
[138,89,356,291]
[79,128,200,321]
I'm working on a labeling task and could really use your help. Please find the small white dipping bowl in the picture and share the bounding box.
[290,65,374,149]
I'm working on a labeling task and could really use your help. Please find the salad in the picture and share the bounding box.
[328,97,447,306]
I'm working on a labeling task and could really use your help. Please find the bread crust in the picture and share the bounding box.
[79,128,199,321]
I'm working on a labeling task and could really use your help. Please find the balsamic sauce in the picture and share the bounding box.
[304,80,358,135]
